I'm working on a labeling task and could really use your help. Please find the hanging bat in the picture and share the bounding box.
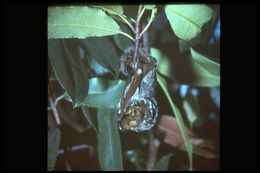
[116,46,158,132]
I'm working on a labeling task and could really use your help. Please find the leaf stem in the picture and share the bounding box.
[139,8,156,39]
[118,15,136,33]
[119,31,135,41]
[132,5,146,68]
[130,18,136,23]
[138,6,146,22]
[54,93,65,106]
[136,5,146,27]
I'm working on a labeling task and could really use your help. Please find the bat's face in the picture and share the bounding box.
[119,105,145,130]
[118,97,158,132]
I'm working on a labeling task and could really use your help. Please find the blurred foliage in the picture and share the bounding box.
[48,4,220,171]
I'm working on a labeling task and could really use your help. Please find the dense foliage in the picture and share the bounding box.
[48,4,220,171]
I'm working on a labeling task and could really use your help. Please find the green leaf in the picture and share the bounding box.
[179,35,201,54]
[188,48,220,87]
[93,5,124,16]
[82,78,126,108]
[154,153,173,171]
[190,48,220,76]
[97,108,123,171]
[165,5,213,41]
[81,106,98,131]
[91,5,135,41]
[157,74,193,171]
[190,63,220,87]
[81,36,120,78]
[48,39,89,108]
[113,23,133,51]
[48,128,61,171]
[48,6,122,39]
[150,48,173,80]
[151,47,220,87]
[145,5,156,10]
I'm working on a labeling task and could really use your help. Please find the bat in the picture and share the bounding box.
[117,46,158,132]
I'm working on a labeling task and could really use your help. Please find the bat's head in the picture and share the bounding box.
[118,98,158,132]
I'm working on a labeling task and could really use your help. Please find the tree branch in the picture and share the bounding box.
[133,5,145,69]
[139,9,156,39]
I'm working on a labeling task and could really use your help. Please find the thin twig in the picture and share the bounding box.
[137,5,143,16]
[119,31,135,41]
[49,97,61,125]
[118,15,136,33]
[54,93,65,106]
[133,5,146,69]
[58,144,91,155]
[138,6,146,22]
[130,18,136,23]
[133,29,140,69]
[139,9,156,39]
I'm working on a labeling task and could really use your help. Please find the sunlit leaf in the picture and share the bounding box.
[48,6,122,39]
[145,5,156,10]
[97,108,123,171]
[151,47,220,87]
[189,48,220,86]
[190,48,220,76]
[48,128,61,171]
[48,39,89,108]
[154,153,173,171]
[150,48,173,80]
[82,78,126,108]
[157,74,193,170]
[188,61,220,87]
[165,4,213,41]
